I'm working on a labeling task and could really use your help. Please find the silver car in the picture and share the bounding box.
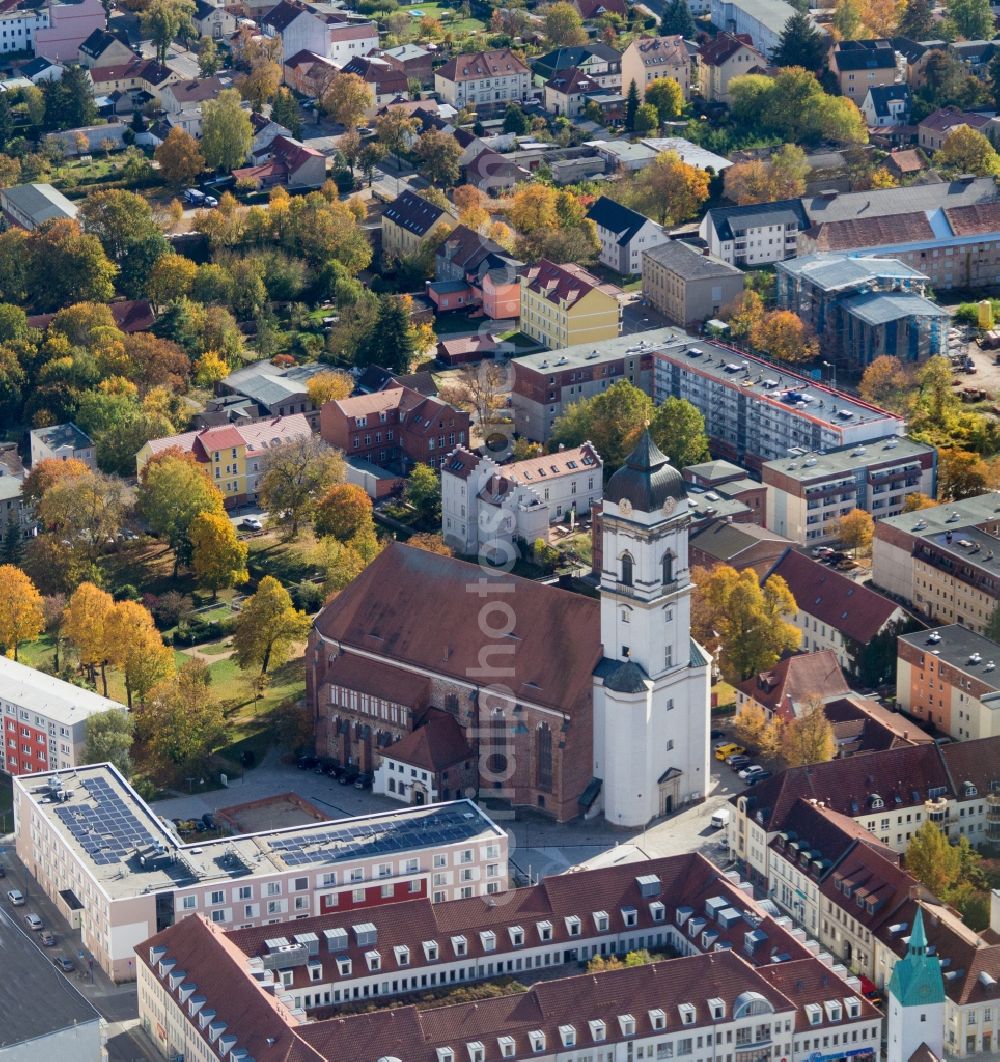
[6,889,24,906]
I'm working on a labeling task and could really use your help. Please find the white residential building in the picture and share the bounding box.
[586,195,666,276]
[265,1,378,66]
[441,442,603,557]
[0,656,127,777]
[28,421,96,468]
[700,198,810,267]
[13,764,509,981]
[433,48,531,109]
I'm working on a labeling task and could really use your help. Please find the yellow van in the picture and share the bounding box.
[714,743,745,761]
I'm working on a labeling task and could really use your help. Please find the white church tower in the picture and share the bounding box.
[592,430,711,827]
[886,908,946,1062]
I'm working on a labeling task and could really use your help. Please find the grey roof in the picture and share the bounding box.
[802,177,1000,225]
[762,435,936,483]
[223,363,325,408]
[586,196,657,245]
[866,83,911,117]
[877,492,1000,540]
[833,39,897,71]
[381,43,431,60]
[917,525,1000,579]
[714,0,797,34]
[777,253,926,291]
[1,182,77,224]
[603,658,650,693]
[706,198,808,241]
[639,137,734,172]
[0,908,101,1048]
[898,624,1000,695]
[605,429,686,513]
[690,520,789,561]
[29,422,92,452]
[842,290,949,325]
[643,239,742,279]
[0,476,23,503]
[685,459,746,480]
[514,326,681,373]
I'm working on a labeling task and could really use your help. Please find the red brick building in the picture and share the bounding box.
[319,384,470,473]
[307,542,601,821]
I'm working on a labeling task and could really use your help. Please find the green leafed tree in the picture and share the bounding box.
[660,0,695,36]
[233,575,310,675]
[201,89,253,171]
[84,708,135,777]
[649,396,710,470]
[551,379,653,469]
[771,12,828,71]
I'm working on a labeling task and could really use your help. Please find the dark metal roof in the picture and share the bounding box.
[603,659,649,693]
[605,430,686,513]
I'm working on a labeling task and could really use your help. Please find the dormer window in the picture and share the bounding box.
[423,940,439,961]
[620,552,634,586]
[622,906,637,928]
[806,1003,822,1026]
[594,910,609,932]
[650,901,665,922]
[529,1030,545,1052]
[452,935,467,957]
[590,1018,607,1042]
[566,915,581,937]
[509,926,524,947]
[649,1009,666,1030]
[336,957,352,976]
[497,1036,515,1058]
[619,1015,636,1037]
[679,1003,697,1025]
[480,930,496,953]
[394,945,410,966]
[559,1025,576,1047]
[537,920,553,941]
[437,1049,454,1062]
[467,1042,485,1062]
[366,950,381,971]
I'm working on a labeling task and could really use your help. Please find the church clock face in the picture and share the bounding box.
[619,498,633,515]
[662,496,676,516]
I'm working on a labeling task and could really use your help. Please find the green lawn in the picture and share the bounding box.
[402,1,485,33]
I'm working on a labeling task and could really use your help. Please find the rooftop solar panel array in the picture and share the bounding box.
[53,776,161,866]
[266,805,483,867]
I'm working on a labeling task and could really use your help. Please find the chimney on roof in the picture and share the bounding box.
[558,442,565,451]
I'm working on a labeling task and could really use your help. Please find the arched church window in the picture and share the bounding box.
[536,723,552,791]
[620,552,634,587]
[662,551,674,585]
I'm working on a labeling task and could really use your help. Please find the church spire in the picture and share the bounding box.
[889,909,945,1007]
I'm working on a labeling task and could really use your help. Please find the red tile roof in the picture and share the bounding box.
[943,201,1000,236]
[381,706,472,771]
[520,259,621,308]
[700,31,758,66]
[765,548,905,644]
[313,542,601,717]
[436,48,529,83]
[738,650,851,719]
[324,651,430,708]
[734,742,953,830]
[808,212,935,251]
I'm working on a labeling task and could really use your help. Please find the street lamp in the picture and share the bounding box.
[822,360,837,391]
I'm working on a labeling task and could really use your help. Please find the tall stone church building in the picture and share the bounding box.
[306,432,711,827]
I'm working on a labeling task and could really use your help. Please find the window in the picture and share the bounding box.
[537,723,552,791]
[662,551,674,584]
[210,890,224,905]
[620,552,634,586]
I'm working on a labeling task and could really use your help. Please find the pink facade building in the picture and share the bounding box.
[35,0,106,61]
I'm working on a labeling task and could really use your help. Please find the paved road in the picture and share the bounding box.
[0,842,157,1059]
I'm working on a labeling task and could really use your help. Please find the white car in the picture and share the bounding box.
[739,765,765,780]
[6,889,24,906]
[25,913,43,930]
[241,516,263,531]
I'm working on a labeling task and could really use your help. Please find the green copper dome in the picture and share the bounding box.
[888,909,946,1007]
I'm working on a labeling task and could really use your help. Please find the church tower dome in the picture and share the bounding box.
[605,430,687,515]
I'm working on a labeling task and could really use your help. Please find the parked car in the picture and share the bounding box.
[53,956,75,973]
[738,765,765,780]
[40,931,56,946]
[25,913,43,930]
[6,889,24,905]
[744,770,772,786]
[296,755,318,770]
[727,754,752,769]
[241,516,263,531]
[714,743,745,761]
[339,765,360,785]
[354,771,374,790]
[201,813,217,831]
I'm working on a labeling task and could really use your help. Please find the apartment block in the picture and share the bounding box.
[872,494,1000,635]
[896,625,1000,740]
[642,239,744,328]
[511,330,659,442]
[651,334,904,473]
[518,259,622,350]
[134,851,882,1062]
[0,656,127,777]
[762,435,937,546]
[13,765,508,981]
